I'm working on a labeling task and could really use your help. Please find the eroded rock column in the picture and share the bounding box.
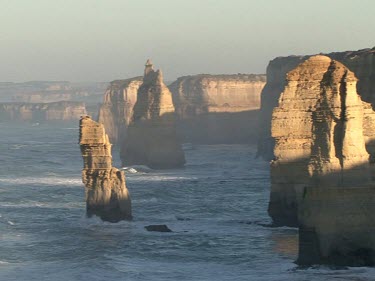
[79,116,132,222]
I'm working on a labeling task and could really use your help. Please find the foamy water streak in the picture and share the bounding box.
[0,177,82,186]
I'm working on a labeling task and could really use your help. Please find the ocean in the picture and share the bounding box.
[0,123,374,280]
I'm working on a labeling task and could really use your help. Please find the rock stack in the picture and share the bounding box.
[79,116,132,222]
[120,60,185,169]
[268,55,375,265]
[257,47,375,160]
[270,55,373,226]
[98,77,143,143]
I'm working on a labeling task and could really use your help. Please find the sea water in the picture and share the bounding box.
[0,123,374,281]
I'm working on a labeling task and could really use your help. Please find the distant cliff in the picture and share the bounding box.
[169,74,266,144]
[97,77,143,143]
[0,101,87,122]
[0,81,106,103]
[257,47,375,160]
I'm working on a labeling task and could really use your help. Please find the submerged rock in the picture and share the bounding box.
[79,116,132,222]
[120,60,185,169]
[145,225,172,232]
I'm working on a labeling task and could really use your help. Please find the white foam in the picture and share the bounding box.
[7,221,14,225]
[0,177,82,186]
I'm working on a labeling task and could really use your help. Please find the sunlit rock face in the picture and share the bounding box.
[267,54,375,266]
[257,47,375,160]
[169,74,266,144]
[120,60,185,169]
[79,116,132,222]
[269,56,372,227]
[0,101,86,121]
[97,77,143,143]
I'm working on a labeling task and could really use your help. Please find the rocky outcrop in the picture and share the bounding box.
[0,101,87,122]
[269,55,375,265]
[97,77,143,143]
[120,60,185,169]
[257,47,375,160]
[269,55,373,226]
[169,74,266,144]
[79,116,132,222]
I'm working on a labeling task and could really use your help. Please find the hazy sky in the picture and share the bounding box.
[1,0,374,82]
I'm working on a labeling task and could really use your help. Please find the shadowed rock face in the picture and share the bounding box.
[97,77,143,143]
[298,187,375,266]
[257,47,375,160]
[169,74,266,144]
[269,56,373,226]
[79,116,132,222]
[120,60,185,169]
[0,101,86,122]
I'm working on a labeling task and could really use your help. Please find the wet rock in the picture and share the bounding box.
[145,224,172,232]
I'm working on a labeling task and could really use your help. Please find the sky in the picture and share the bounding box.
[1,0,374,82]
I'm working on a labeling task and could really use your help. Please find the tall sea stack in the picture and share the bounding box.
[257,47,375,160]
[270,55,373,226]
[269,55,375,265]
[79,116,132,222]
[120,60,185,169]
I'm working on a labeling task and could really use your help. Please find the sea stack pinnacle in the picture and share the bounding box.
[120,60,185,169]
[79,116,132,222]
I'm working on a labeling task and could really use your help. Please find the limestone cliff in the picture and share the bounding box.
[257,47,375,160]
[79,116,132,222]
[0,101,87,122]
[298,187,375,266]
[97,77,143,143]
[169,74,266,144]
[269,56,373,226]
[120,60,185,169]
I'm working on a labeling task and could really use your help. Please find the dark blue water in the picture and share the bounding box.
[0,123,374,280]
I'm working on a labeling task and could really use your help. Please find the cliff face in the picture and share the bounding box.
[258,47,375,160]
[120,60,185,169]
[270,56,372,226]
[0,101,87,122]
[79,116,132,222]
[169,74,266,144]
[270,56,375,266]
[298,187,375,266]
[97,77,143,143]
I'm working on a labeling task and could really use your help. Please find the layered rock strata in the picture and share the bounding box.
[120,60,185,169]
[169,74,266,144]
[0,101,87,121]
[270,55,373,226]
[257,47,375,160]
[270,55,375,265]
[97,77,143,143]
[79,116,132,222]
